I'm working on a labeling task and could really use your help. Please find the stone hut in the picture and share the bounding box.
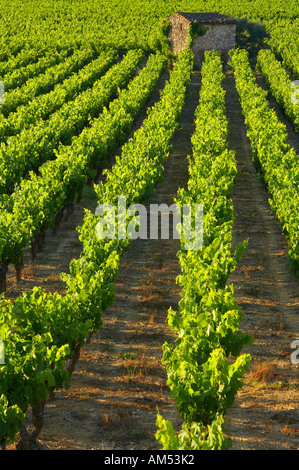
[166,12,236,64]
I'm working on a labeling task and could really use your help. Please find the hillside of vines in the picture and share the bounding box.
[0,0,298,454]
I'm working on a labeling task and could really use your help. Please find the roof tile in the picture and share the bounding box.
[168,12,236,24]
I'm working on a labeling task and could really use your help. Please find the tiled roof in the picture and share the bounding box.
[167,12,236,24]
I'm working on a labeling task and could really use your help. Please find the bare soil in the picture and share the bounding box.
[5,68,299,451]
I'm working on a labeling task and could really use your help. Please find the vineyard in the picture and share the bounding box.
[0,0,298,453]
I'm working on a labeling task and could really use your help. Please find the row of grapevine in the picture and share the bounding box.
[0,48,192,449]
[0,42,59,77]
[0,50,118,141]
[2,48,72,93]
[256,48,299,131]
[155,50,252,450]
[69,46,193,343]
[267,21,299,79]
[0,43,100,117]
[0,49,138,194]
[0,37,34,63]
[230,48,299,277]
[0,48,149,288]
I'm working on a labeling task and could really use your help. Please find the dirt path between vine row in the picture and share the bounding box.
[5,66,299,451]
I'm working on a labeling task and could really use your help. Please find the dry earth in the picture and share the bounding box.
[4,65,299,451]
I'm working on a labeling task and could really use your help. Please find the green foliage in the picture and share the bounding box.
[0,0,297,450]
[0,0,298,55]
[0,49,148,265]
[267,19,299,79]
[256,48,299,131]
[156,412,232,450]
[0,47,193,446]
[231,48,299,276]
[0,395,25,445]
[0,48,138,194]
[156,50,252,449]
